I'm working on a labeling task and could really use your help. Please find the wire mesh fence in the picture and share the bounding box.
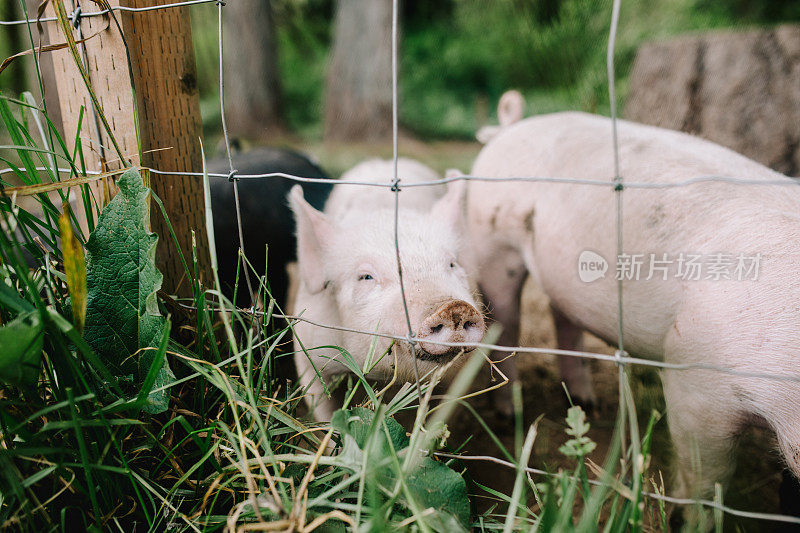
[1,0,799,527]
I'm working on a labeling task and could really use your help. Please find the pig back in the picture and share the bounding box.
[324,158,445,221]
[469,111,800,358]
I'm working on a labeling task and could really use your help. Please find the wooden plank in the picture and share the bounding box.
[121,0,211,294]
[46,0,134,191]
[44,0,212,295]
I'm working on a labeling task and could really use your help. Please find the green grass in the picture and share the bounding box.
[0,88,678,531]
[4,2,799,529]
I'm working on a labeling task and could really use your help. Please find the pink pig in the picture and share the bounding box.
[290,158,486,420]
[465,110,800,506]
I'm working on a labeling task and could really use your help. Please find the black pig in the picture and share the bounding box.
[208,147,331,308]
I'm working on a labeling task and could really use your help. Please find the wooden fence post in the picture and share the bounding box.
[45,0,212,295]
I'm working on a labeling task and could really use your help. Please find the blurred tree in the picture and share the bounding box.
[223,0,286,140]
[323,0,393,142]
[534,0,562,24]
[402,0,453,25]
[695,0,800,23]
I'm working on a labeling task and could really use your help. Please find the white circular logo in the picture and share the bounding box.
[578,250,608,283]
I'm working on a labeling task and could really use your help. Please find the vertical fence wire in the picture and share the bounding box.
[216,0,255,306]
[389,0,423,406]
[606,0,629,462]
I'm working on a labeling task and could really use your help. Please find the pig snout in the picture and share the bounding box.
[416,300,485,360]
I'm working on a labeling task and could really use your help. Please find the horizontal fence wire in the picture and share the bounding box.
[147,168,800,189]
[4,165,799,190]
[0,0,218,26]
[173,302,800,386]
[433,452,800,526]
[1,0,799,526]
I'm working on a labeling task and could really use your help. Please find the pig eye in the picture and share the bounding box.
[358,273,374,281]
[449,261,457,269]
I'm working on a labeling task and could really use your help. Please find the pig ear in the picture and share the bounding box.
[445,168,464,180]
[434,173,478,274]
[289,185,332,294]
[432,170,468,231]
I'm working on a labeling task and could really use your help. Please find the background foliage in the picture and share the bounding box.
[187,0,800,140]
[2,0,798,141]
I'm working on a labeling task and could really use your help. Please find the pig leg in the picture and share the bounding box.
[661,369,740,527]
[767,396,800,510]
[478,248,527,418]
[551,306,596,412]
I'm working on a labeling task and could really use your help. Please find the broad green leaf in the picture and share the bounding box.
[331,407,409,471]
[0,311,44,386]
[58,203,86,333]
[331,407,409,450]
[404,454,471,532]
[83,168,172,413]
[332,407,470,531]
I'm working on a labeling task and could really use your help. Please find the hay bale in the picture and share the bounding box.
[625,25,800,176]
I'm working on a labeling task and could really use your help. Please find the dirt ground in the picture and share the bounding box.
[441,278,794,532]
